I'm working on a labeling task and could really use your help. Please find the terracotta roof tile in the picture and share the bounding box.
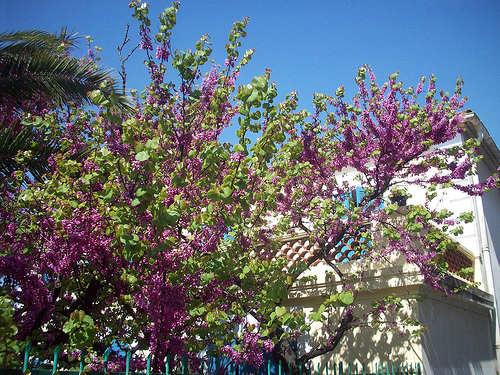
[272,233,368,268]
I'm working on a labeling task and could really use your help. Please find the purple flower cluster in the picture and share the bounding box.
[139,26,153,51]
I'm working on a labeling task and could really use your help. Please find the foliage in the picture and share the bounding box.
[0,28,131,111]
[0,296,25,369]
[0,28,132,183]
[1,1,499,373]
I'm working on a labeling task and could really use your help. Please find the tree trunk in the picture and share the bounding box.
[272,310,354,375]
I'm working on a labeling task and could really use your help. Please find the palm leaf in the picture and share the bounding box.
[0,29,134,112]
[0,118,59,182]
[0,28,77,55]
[0,118,91,183]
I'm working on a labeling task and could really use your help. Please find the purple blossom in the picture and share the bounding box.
[139,26,153,51]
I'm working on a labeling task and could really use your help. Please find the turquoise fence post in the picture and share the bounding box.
[104,348,110,373]
[79,349,87,374]
[289,362,292,375]
[417,363,421,375]
[299,362,302,375]
[268,360,271,375]
[339,362,343,375]
[125,352,132,375]
[279,361,282,375]
[182,355,188,375]
[308,362,312,375]
[52,346,60,375]
[23,343,31,372]
[317,362,320,375]
[325,362,329,375]
[146,353,151,375]
[166,354,171,375]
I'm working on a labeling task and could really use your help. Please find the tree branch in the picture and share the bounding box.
[117,24,140,94]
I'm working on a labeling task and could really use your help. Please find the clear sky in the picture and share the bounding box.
[2,0,500,145]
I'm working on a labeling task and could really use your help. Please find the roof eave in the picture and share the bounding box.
[461,111,500,173]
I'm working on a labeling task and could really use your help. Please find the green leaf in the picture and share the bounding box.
[135,150,150,161]
[247,89,259,103]
[252,76,267,91]
[136,187,148,197]
[207,189,220,202]
[160,210,181,226]
[222,186,233,198]
[202,273,215,282]
[275,306,286,317]
[145,138,159,150]
[339,291,354,305]
[239,105,249,116]
[206,312,214,322]
[309,312,323,322]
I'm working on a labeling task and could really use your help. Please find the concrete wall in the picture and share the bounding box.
[286,288,423,374]
[419,286,496,375]
[287,256,496,375]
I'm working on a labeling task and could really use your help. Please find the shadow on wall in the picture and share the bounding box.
[300,297,422,374]
[419,289,496,375]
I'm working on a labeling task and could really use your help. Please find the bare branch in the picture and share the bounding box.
[117,24,140,94]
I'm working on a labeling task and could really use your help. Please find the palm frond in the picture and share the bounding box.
[0,28,77,51]
[0,118,91,183]
[0,29,134,113]
[0,118,59,182]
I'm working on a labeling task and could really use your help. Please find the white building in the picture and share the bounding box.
[276,112,500,374]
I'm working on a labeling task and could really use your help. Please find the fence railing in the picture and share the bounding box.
[1,345,422,375]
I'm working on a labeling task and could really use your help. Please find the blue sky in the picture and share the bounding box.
[2,0,500,145]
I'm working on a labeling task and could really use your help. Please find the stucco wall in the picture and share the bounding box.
[419,286,496,375]
[285,288,423,374]
[287,257,495,375]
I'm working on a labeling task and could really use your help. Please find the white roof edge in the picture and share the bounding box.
[461,111,500,172]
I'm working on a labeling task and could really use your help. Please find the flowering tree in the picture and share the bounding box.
[1,1,499,373]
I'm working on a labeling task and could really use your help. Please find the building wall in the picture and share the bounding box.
[286,258,425,373]
[475,157,500,366]
[287,256,496,375]
[419,286,496,375]
[286,287,423,374]
[282,116,500,373]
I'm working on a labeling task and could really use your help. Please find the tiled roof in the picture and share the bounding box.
[272,233,475,283]
[272,233,368,268]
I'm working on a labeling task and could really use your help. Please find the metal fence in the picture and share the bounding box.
[1,345,422,375]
